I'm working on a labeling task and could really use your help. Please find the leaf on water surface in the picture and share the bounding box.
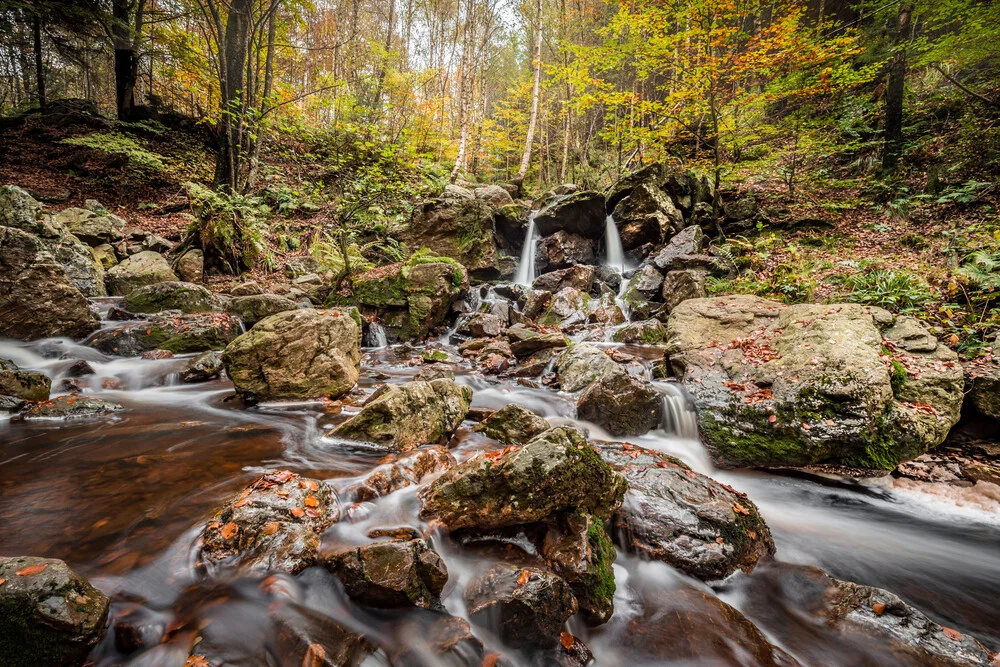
[15,563,47,576]
[560,632,574,650]
[517,569,530,586]
[220,522,239,540]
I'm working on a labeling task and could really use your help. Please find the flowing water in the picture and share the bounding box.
[602,215,628,273]
[2,311,1000,666]
[513,210,539,286]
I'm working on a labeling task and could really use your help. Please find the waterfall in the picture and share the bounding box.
[655,381,699,441]
[603,214,627,272]
[364,321,388,348]
[513,210,540,286]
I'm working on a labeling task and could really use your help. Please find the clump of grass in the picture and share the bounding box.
[841,269,932,312]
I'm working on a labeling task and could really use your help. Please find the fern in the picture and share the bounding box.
[958,250,1000,291]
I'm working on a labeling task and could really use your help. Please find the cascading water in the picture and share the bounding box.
[513,210,540,286]
[364,321,388,348]
[603,214,628,273]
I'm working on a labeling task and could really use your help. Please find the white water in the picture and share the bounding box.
[513,210,539,286]
[604,214,628,272]
[364,321,388,348]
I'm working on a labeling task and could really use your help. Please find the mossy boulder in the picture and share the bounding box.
[666,296,964,472]
[64,213,126,246]
[47,233,107,297]
[406,197,501,278]
[556,344,618,392]
[105,250,178,296]
[473,403,550,445]
[537,287,592,328]
[612,319,668,345]
[225,293,299,326]
[0,556,110,667]
[0,359,51,401]
[326,539,448,609]
[85,313,241,356]
[223,308,361,401]
[418,426,628,531]
[180,350,224,383]
[343,445,457,502]
[540,512,617,624]
[577,367,663,437]
[507,323,569,358]
[0,226,100,340]
[123,281,223,314]
[22,394,124,420]
[332,379,472,452]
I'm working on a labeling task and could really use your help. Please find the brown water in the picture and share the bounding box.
[2,329,1000,666]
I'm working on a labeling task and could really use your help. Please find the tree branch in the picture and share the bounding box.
[932,64,1000,110]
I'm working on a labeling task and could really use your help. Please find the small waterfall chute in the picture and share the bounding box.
[513,210,540,286]
[364,321,388,348]
[603,214,628,273]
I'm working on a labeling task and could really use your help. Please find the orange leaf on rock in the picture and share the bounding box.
[732,502,750,516]
[942,627,963,642]
[16,563,48,576]
[517,569,530,586]
[302,643,326,667]
[300,479,319,491]
[0,578,6,586]
[560,632,574,650]
[220,522,239,540]
[304,495,319,508]
[185,657,209,667]
[872,603,886,615]
[289,507,305,518]
[482,653,500,667]
[767,414,777,423]
[261,522,280,535]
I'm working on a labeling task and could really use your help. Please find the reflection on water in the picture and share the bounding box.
[1,333,999,665]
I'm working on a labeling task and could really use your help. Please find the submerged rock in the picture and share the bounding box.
[22,394,124,420]
[419,426,627,531]
[332,379,472,452]
[223,308,361,401]
[0,359,51,401]
[473,403,550,445]
[666,296,964,471]
[85,312,241,356]
[199,470,340,575]
[0,556,110,667]
[577,367,663,437]
[595,442,775,581]
[326,538,448,609]
[464,563,578,648]
[105,250,178,296]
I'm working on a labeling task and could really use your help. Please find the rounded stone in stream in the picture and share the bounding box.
[223,308,361,401]
[555,343,618,392]
[199,470,340,576]
[472,403,550,445]
[84,312,241,356]
[22,394,124,420]
[0,358,51,401]
[180,350,224,383]
[465,563,578,648]
[325,538,448,609]
[577,367,663,437]
[418,426,627,531]
[332,379,472,452]
[122,281,223,314]
[595,442,774,581]
[0,556,110,667]
[224,293,299,327]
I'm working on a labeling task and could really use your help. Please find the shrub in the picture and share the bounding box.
[181,182,268,274]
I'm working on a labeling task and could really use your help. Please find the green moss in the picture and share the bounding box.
[586,517,617,603]
[699,411,810,467]
[889,359,907,394]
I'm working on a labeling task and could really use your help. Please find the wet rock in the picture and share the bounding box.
[174,248,204,283]
[612,319,668,345]
[141,349,174,360]
[493,204,530,255]
[406,198,500,278]
[85,312,241,356]
[621,264,664,318]
[180,350,224,383]
[513,347,560,377]
[326,538,448,609]
[536,231,596,273]
[596,442,775,580]
[577,367,663,437]
[123,281,223,314]
[344,445,457,502]
[540,512,617,624]
[333,379,471,452]
[537,287,592,328]
[225,293,299,326]
[0,395,26,413]
[473,403,550,445]
[588,291,627,326]
[67,360,95,377]
[740,562,993,667]
[458,312,505,338]
[111,603,168,655]
[416,363,456,381]
[660,268,707,313]
[0,556,110,667]
[0,226,100,340]
[230,279,265,296]
[556,344,618,392]
[964,462,1000,486]
[224,308,361,401]
[666,296,965,471]
[465,564,578,648]
[419,426,627,531]
[534,190,607,240]
[105,250,178,295]
[0,359,51,401]
[507,324,569,358]
[532,265,595,293]
[389,613,485,666]
[22,394,124,420]
[651,225,704,270]
[270,603,375,667]
[200,470,340,575]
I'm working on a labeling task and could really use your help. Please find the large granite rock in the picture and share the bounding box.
[533,190,607,240]
[85,313,241,355]
[556,344,618,392]
[326,539,448,609]
[406,198,500,278]
[666,296,964,471]
[225,293,298,327]
[536,231,596,273]
[223,308,361,401]
[105,250,178,296]
[123,281,223,313]
[473,403,550,445]
[577,367,663,437]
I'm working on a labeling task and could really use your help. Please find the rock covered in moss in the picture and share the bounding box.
[85,312,241,356]
[612,319,668,345]
[537,287,592,328]
[223,308,361,401]
[666,296,964,471]
[507,324,569,358]
[406,197,500,278]
[419,426,627,531]
[464,563,578,648]
[199,470,340,575]
[577,367,663,437]
[0,226,100,340]
[332,379,471,452]
[473,403,550,445]
[123,281,223,313]
[0,359,50,401]
[225,293,299,326]
[105,250,178,296]
[540,512,617,624]
[0,185,47,235]
[0,556,110,667]
[326,538,448,609]
[65,213,127,246]
[22,394,124,420]
[556,344,618,392]
[595,442,774,581]
[343,445,457,502]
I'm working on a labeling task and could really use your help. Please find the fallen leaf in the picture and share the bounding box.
[302,643,326,667]
[768,414,777,423]
[872,602,886,615]
[185,657,209,667]
[732,502,751,516]
[942,627,963,642]
[746,530,757,539]
[482,654,500,667]
[289,507,305,518]
[304,495,319,508]
[300,479,319,492]
[261,522,280,536]
[16,563,48,576]
[560,632,574,650]
[517,569,530,586]
[0,578,6,586]
[716,536,725,544]
[220,522,239,540]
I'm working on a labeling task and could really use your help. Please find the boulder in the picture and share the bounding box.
[493,204,530,255]
[457,312,504,338]
[605,163,670,212]
[536,231,596,273]
[105,250,178,295]
[123,281,223,314]
[0,226,100,340]
[533,265,595,293]
[474,184,515,207]
[507,324,569,358]
[464,564,577,648]
[343,445,457,502]
[612,319,668,345]
[223,308,361,401]
[666,296,965,471]
[65,213,126,246]
[540,512,617,624]
[0,185,49,236]
[537,287,592,329]
[611,182,684,250]
[0,556,110,667]
[180,350,224,383]
[556,344,618,392]
[85,313,241,356]
[91,243,118,270]
[199,470,339,575]
[533,190,607,240]
[330,256,468,341]
[651,225,713,272]
[174,248,204,283]
[473,403,550,445]
[419,426,627,531]
[326,539,448,609]
[48,234,107,297]
[284,256,320,278]
[443,184,475,200]
[577,367,663,436]
[407,198,500,278]
[332,379,472,452]
[0,359,51,401]
[596,443,775,580]
[660,268,707,313]
[230,280,265,296]
[225,294,299,327]
[22,394,124,420]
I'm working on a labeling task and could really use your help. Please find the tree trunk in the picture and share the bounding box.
[214,0,252,192]
[514,0,543,193]
[32,15,44,109]
[113,0,141,120]
[882,3,912,173]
